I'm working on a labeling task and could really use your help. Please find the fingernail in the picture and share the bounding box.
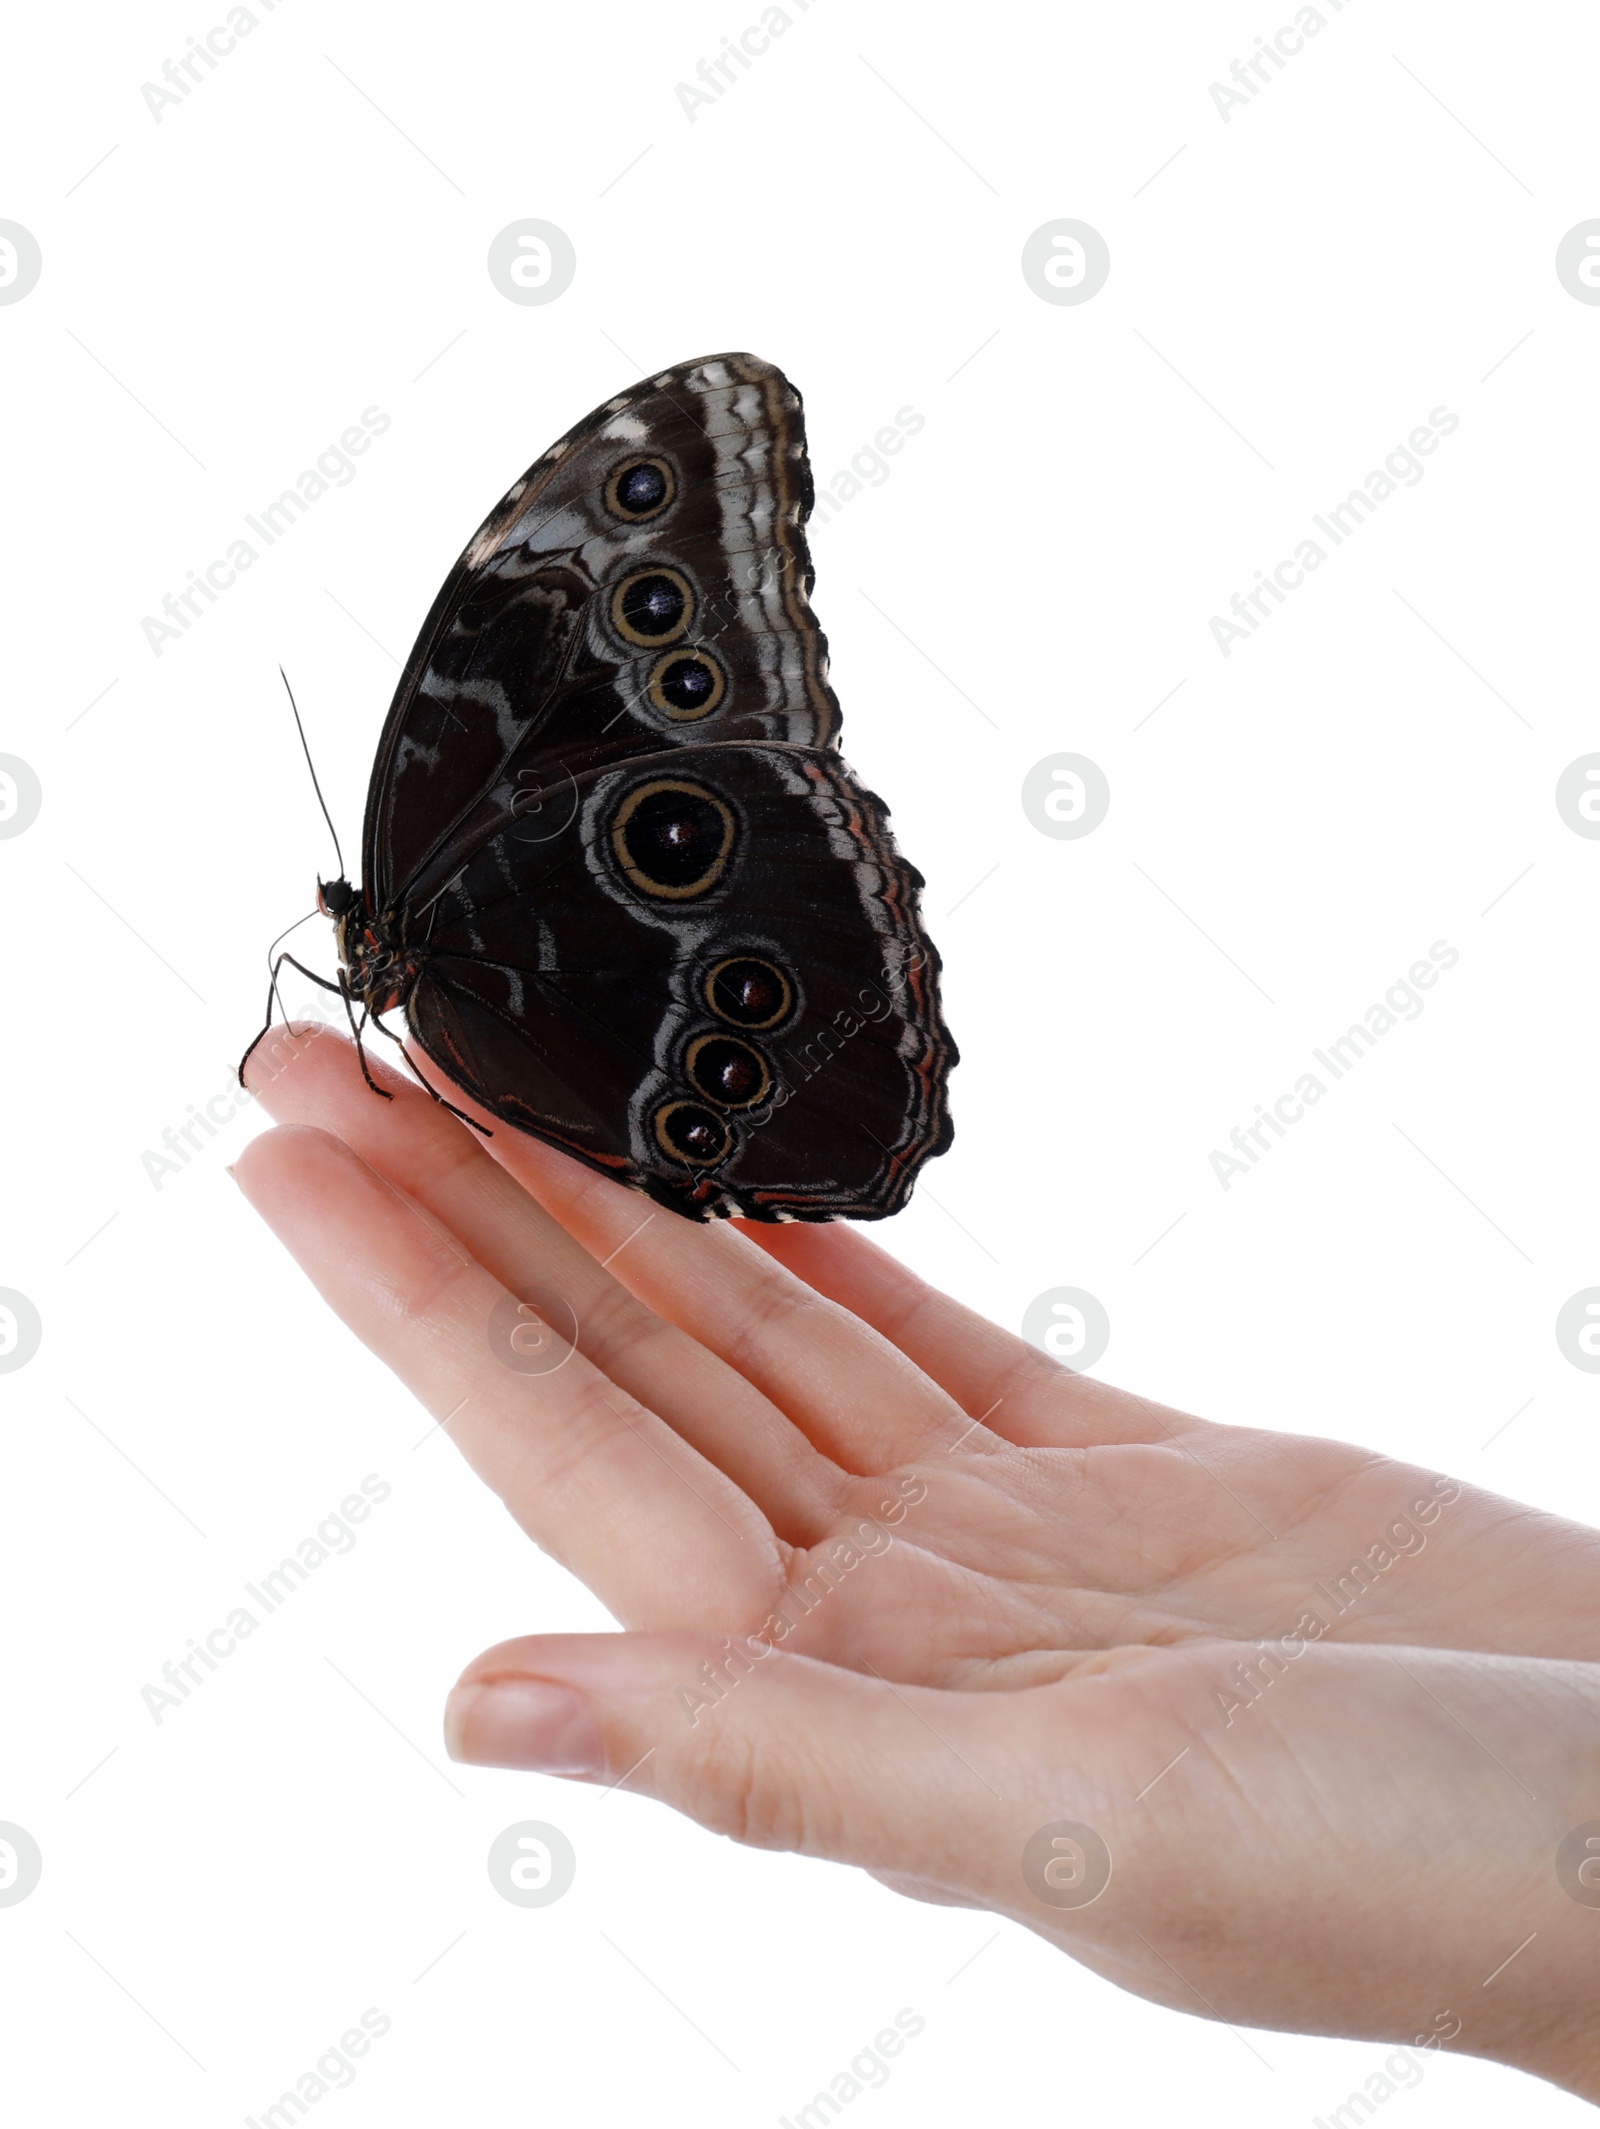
[224,1164,238,1181]
[444,1678,606,1775]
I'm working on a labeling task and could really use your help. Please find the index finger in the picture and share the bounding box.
[235,1121,786,1630]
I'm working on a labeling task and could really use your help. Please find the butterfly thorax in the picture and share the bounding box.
[318,877,418,1015]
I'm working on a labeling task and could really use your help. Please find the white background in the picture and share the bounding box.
[4,0,1598,2121]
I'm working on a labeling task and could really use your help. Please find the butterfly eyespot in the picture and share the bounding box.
[685,1034,771,1110]
[610,779,736,900]
[610,567,694,648]
[648,649,727,721]
[604,456,676,521]
[704,955,794,1030]
[654,1101,731,1168]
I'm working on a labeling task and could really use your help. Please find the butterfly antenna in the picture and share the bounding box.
[280,665,345,880]
[263,906,319,978]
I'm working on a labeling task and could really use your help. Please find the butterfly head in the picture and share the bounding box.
[317,875,359,920]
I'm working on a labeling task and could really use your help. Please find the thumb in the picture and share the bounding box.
[444,1630,1014,1896]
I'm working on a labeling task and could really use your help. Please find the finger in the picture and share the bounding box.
[421,1061,967,1474]
[235,1122,783,1627]
[745,1221,1203,1450]
[443,1628,1032,1899]
[244,1025,836,1540]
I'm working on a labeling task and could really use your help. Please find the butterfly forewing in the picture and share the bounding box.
[362,355,835,909]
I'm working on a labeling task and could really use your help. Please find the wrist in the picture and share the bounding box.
[1473,1712,1600,2099]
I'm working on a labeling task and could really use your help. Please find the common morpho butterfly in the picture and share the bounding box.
[246,352,956,1222]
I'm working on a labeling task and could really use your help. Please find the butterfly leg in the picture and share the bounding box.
[237,951,346,1084]
[366,1012,493,1138]
[335,975,395,1103]
[236,983,280,1087]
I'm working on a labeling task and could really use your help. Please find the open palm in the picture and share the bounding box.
[237,1024,1600,2100]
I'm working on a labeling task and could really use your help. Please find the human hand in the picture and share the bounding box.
[237,1024,1600,2101]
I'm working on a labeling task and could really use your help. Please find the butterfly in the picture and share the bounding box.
[247,352,956,1222]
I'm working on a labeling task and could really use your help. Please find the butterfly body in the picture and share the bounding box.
[302,352,956,1222]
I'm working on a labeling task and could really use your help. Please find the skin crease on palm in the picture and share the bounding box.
[235,1023,1600,2104]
